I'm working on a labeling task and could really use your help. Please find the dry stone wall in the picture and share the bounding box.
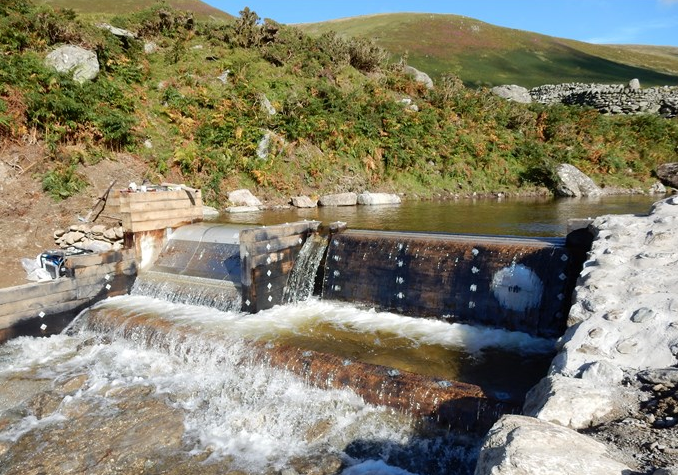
[529,81,678,117]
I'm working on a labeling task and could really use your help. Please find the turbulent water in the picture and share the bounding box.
[0,296,554,475]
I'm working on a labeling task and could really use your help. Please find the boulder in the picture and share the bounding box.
[656,162,678,189]
[522,375,618,429]
[290,196,317,208]
[227,189,262,207]
[97,23,135,39]
[357,192,401,205]
[491,85,532,104]
[474,415,632,475]
[628,78,641,91]
[649,181,667,194]
[225,206,260,214]
[403,65,434,90]
[318,192,358,207]
[260,94,276,116]
[144,41,158,54]
[554,163,602,197]
[45,45,99,84]
[202,206,220,218]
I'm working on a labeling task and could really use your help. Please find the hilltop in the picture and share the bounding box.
[36,0,233,21]
[0,1,677,287]
[298,13,678,88]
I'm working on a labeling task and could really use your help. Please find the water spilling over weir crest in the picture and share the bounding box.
[0,220,588,474]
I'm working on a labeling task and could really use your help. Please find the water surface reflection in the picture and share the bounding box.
[215,195,660,236]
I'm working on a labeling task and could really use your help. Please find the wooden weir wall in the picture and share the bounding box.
[321,229,591,339]
[0,250,136,342]
[239,221,321,313]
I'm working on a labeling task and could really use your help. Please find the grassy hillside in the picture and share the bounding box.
[1,2,677,208]
[36,0,233,20]
[299,13,678,88]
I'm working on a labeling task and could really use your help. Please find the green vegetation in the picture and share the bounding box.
[1,2,677,205]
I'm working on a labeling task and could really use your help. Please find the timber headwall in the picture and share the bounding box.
[321,229,591,339]
[0,249,136,342]
[240,221,321,313]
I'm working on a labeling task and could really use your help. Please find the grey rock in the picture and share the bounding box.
[656,163,678,189]
[555,163,603,197]
[260,94,276,116]
[65,231,85,245]
[290,196,317,208]
[225,206,261,214]
[491,85,532,104]
[403,65,434,90]
[257,130,277,160]
[217,69,230,84]
[97,23,135,39]
[638,368,678,387]
[45,45,99,84]
[631,307,656,323]
[529,81,678,117]
[227,189,262,207]
[650,181,667,194]
[202,205,219,218]
[356,192,401,205]
[318,192,358,207]
[144,41,158,54]
[523,375,617,429]
[579,360,625,385]
[474,415,632,475]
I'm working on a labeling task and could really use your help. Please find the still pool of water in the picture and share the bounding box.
[215,194,660,236]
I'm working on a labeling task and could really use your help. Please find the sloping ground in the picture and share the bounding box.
[37,0,233,20]
[0,143,148,289]
[299,13,678,87]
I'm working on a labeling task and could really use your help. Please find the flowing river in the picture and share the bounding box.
[0,195,660,475]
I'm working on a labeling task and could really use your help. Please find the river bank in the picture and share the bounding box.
[475,195,678,474]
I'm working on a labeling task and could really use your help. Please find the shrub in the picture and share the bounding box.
[42,164,88,201]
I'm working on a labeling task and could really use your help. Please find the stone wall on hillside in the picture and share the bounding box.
[529,81,678,117]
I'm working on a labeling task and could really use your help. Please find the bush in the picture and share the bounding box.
[42,164,88,201]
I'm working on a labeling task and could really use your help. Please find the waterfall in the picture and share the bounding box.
[283,233,328,304]
[132,271,242,311]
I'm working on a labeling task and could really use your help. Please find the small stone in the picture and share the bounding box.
[103,228,117,240]
[90,224,106,235]
[631,307,655,323]
[616,339,638,354]
[65,231,85,245]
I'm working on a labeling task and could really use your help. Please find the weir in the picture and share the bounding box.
[79,218,587,433]
[0,208,595,474]
[131,223,246,311]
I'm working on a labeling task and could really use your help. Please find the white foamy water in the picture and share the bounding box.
[88,295,554,355]
[0,300,483,474]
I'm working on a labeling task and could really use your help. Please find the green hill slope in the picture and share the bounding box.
[36,0,233,20]
[1,3,676,208]
[299,13,678,88]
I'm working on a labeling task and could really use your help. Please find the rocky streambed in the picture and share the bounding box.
[476,196,678,475]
